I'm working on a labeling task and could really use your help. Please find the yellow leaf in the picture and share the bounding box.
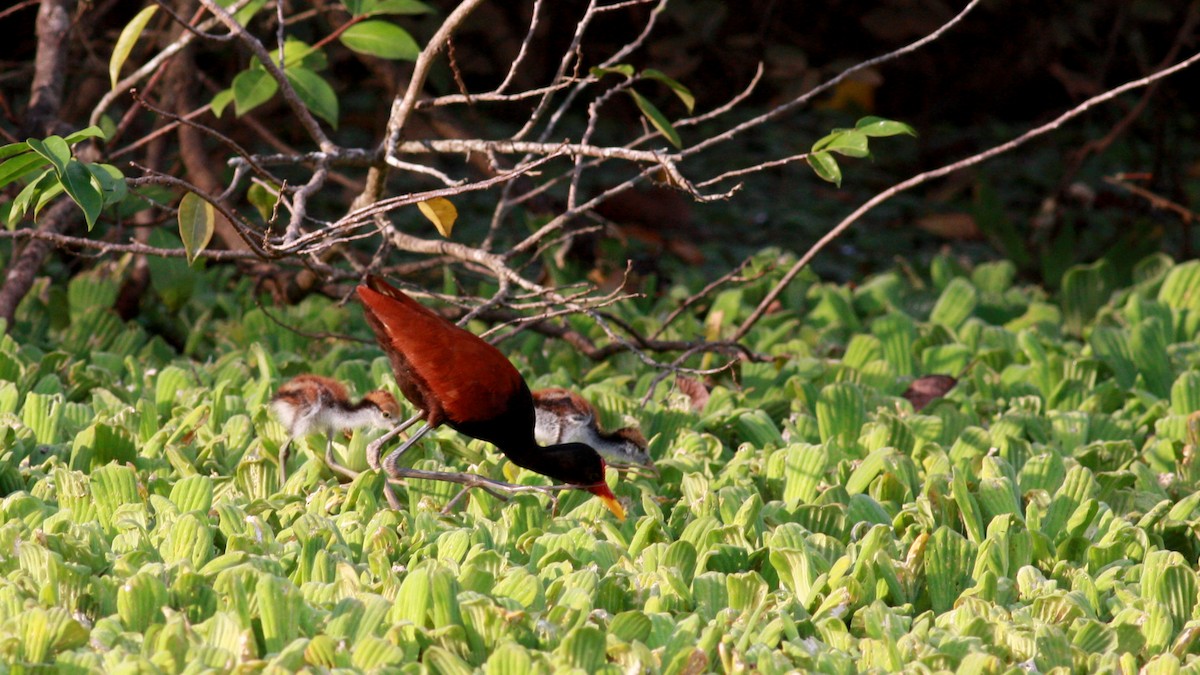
[417,198,457,238]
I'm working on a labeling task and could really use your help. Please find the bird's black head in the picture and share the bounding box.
[510,441,605,485]
[506,441,625,520]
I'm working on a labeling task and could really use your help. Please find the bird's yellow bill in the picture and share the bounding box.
[596,490,626,521]
[586,483,626,521]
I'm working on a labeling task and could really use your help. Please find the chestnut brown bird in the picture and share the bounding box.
[269,374,400,482]
[532,388,652,469]
[355,276,625,519]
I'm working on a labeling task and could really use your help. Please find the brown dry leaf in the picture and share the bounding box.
[915,213,982,240]
[902,375,958,411]
[675,375,710,412]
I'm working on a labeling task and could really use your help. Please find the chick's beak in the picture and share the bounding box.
[587,483,626,521]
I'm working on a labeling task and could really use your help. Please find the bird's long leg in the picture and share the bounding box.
[366,413,424,469]
[324,410,419,483]
[325,440,360,480]
[384,466,575,504]
[278,437,294,484]
[380,422,432,475]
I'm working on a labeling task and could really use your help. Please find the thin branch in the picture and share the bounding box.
[733,48,1200,341]
[380,0,487,159]
[0,226,263,260]
[195,0,333,151]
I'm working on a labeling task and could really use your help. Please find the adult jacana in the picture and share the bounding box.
[356,275,625,519]
[532,388,653,469]
[270,375,400,482]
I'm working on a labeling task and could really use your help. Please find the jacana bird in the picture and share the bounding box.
[532,388,653,469]
[269,375,400,482]
[355,275,626,519]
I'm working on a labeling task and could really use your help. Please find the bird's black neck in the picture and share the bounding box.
[449,382,605,486]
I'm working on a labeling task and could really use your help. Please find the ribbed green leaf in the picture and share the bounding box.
[1170,371,1200,414]
[872,313,917,376]
[780,443,825,506]
[734,408,784,448]
[1041,465,1096,541]
[17,607,89,663]
[90,463,141,532]
[1158,260,1200,313]
[930,277,978,329]
[351,635,406,669]
[257,573,301,654]
[951,470,985,544]
[1088,327,1135,389]
[70,422,135,471]
[557,624,606,672]
[485,641,534,675]
[816,382,865,446]
[21,391,63,444]
[118,572,168,632]
[1061,260,1112,337]
[925,527,977,613]
[1131,316,1173,398]
[422,646,472,675]
[169,474,213,512]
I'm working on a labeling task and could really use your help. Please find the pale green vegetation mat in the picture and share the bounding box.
[4,250,1200,673]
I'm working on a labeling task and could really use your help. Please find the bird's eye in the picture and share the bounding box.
[382,412,392,418]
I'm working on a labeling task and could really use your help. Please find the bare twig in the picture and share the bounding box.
[733,48,1200,341]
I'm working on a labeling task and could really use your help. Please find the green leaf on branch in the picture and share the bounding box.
[64,126,106,145]
[642,69,695,113]
[807,151,842,187]
[0,141,32,162]
[87,163,128,207]
[216,0,268,25]
[32,179,66,220]
[211,89,235,118]
[232,69,278,117]
[0,152,49,190]
[339,20,420,60]
[8,169,54,227]
[60,159,104,230]
[812,129,870,158]
[248,182,281,222]
[110,5,158,90]
[591,65,636,79]
[27,136,71,176]
[353,0,434,15]
[628,90,681,148]
[285,67,339,128]
[268,38,327,71]
[178,191,215,266]
[855,116,917,138]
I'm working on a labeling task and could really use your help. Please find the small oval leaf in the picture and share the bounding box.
[339,20,420,60]
[177,191,215,265]
[61,159,104,230]
[284,67,339,128]
[110,6,158,90]
[642,68,695,113]
[232,69,278,117]
[807,150,842,187]
[628,89,681,148]
[417,197,457,238]
[855,115,917,138]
